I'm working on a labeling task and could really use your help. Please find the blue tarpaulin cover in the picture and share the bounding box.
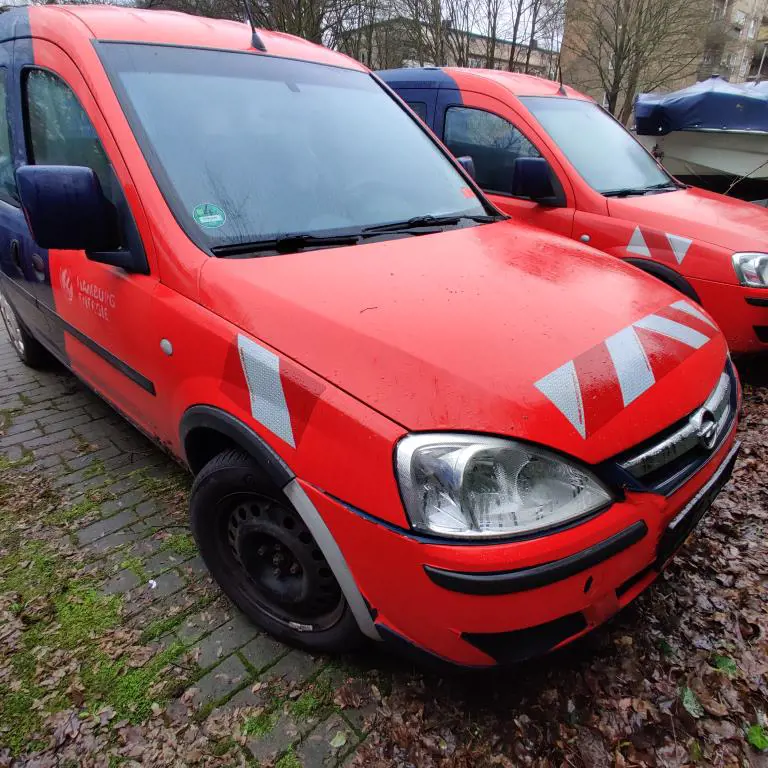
[635,76,768,135]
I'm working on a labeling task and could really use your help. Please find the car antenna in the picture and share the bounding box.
[556,56,567,96]
[241,0,267,52]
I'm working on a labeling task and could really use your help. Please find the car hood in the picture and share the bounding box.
[200,221,727,464]
[609,186,768,253]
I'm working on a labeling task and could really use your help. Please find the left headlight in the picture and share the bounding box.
[732,252,768,288]
[395,434,613,540]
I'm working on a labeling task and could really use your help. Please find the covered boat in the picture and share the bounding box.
[634,76,768,194]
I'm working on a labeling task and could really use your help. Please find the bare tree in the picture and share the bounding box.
[482,0,503,66]
[562,0,709,122]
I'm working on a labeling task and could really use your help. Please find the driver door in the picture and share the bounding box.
[437,89,575,237]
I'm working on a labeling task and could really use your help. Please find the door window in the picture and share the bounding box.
[0,70,18,205]
[24,69,117,203]
[444,106,540,196]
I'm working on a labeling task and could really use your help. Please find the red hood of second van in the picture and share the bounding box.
[201,221,728,464]
[609,186,768,253]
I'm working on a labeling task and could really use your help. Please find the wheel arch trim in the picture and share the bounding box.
[180,405,381,642]
[180,405,294,486]
[623,257,701,302]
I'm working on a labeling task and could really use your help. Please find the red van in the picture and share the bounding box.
[0,7,739,667]
[380,67,768,355]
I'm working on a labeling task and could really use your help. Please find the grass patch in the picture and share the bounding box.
[51,485,118,526]
[55,586,122,649]
[18,392,32,406]
[83,459,107,480]
[82,641,185,722]
[119,556,148,583]
[0,449,32,471]
[275,748,301,768]
[242,710,279,738]
[164,532,197,558]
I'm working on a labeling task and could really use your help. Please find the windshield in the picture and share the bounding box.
[97,43,488,251]
[520,97,673,195]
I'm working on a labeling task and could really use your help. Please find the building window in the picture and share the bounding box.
[749,18,758,37]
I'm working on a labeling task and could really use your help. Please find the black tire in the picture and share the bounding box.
[189,448,364,653]
[0,287,51,369]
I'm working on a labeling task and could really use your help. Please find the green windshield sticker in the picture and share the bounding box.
[193,203,226,229]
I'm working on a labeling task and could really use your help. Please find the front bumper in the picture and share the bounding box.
[304,427,740,667]
[691,277,768,354]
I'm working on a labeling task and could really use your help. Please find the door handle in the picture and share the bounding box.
[9,239,21,273]
[31,252,46,282]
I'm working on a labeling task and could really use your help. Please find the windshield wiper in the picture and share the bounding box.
[362,213,499,235]
[603,182,679,198]
[212,232,361,258]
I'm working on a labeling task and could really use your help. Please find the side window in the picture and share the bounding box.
[0,70,19,205]
[444,106,540,196]
[24,69,115,202]
[406,101,427,122]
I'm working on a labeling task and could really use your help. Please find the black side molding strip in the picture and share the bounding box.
[746,296,768,307]
[42,303,155,395]
[424,520,648,596]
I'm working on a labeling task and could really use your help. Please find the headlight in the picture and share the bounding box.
[732,252,768,288]
[395,434,612,539]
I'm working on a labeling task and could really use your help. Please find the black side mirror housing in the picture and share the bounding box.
[456,155,476,180]
[16,165,147,273]
[511,157,560,205]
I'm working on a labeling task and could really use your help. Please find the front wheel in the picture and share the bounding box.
[189,449,364,653]
[0,287,51,369]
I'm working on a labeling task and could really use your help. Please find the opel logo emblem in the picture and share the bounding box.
[692,408,718,450]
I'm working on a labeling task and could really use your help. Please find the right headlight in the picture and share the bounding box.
[395,434,613,540]
[732,252,768,288]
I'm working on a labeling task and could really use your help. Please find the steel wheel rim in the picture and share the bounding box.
[0,291,24,356]
[222,492,344,632]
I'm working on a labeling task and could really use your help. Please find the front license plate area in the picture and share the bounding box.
[656,441,740,567]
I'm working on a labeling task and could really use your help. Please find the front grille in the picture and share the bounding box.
[614,363,737,495]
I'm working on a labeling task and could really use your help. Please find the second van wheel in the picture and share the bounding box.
[189,448,364,653]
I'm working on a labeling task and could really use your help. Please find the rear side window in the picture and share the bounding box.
[444,106,540,196]
[24,69,115,200]
[407,101,427,121]
[0,70,18,205]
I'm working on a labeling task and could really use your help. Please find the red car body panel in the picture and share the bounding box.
[0,7,741,666]
[381,66,768,354]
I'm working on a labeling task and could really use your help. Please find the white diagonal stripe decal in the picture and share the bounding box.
[665,233,692,264]
[534,360,586,438]
[627,226,651,257]
[670,299,717,328]
[237,334,296,448]
[605,326,655,406]
[633,314,709,349]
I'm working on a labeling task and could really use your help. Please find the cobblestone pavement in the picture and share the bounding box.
[0,332,376,767]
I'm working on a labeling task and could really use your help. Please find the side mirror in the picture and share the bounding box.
[511,157,559,204]
[456,155,476,180]
[17,165,120,251]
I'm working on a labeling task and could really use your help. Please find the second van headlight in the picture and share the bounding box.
[733,252,768,287]
[396,434,612,539]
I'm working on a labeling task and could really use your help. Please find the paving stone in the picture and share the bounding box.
[83,526,141,554]
[298,714,358,768]
[181,556,209,580]
[98,488,148,516]
[76,508,138,545]
[193,654,249,707]
[143,549,191,576]
[32,438,82,459]
[101,568,140,595]
[239,634,287,672]
[178,605,231,645]
[196,617,260,669]
[151,569,185,598]
[245,712,301,764]
[262,650,323,686]
[0,427,43,448]
[23,428,74,449]
[225,682,274,709]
